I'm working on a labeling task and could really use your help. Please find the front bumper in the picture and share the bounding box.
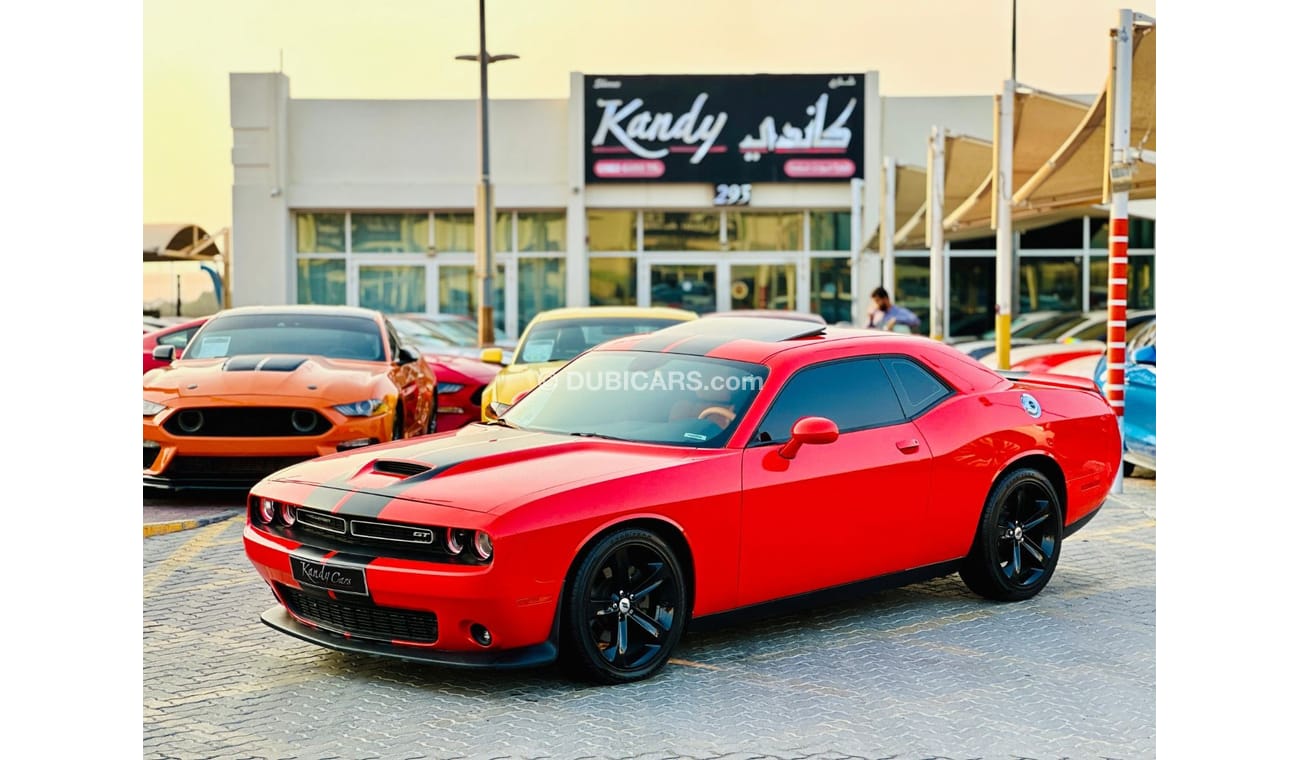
[244,521,562,665]
[143,403,393,489]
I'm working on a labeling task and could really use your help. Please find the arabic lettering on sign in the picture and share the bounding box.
[737,93,857,163]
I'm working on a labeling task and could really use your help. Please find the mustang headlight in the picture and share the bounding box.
[436,382,464,394]
[143,399,166,417]
[333,398,386,417]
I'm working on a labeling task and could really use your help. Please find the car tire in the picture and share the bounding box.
[560,528,688,684]
[959,467,1063,602]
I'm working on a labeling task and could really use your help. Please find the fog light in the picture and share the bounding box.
[337,437,378,451]
[177,409,204,434]
[257,498,276,524]
[281,504,297,526]
[470,624,492,647]
[290,409,317,433]
[473,531,494,561]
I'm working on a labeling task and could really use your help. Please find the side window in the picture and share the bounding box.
[882,357,953,418]
[159,328,197,350]
[752,358,906,444]
[383,320,401,360]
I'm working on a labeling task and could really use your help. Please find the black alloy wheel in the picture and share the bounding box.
[960,467,1063,602]
[562,528,687,684]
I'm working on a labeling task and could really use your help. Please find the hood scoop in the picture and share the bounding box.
[370,459,434,478]
[223,355,309,372]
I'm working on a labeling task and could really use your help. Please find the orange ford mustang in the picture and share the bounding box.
[144,305,436,491]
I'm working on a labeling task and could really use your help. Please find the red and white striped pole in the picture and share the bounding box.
[1106,9,1134,494]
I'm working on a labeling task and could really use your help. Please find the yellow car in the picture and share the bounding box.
[480,306,698,421]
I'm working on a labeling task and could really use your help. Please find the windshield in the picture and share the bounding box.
[390,318,457,351]
[186,313,385,361]
[516,317,686,364]
[503,351,768,448]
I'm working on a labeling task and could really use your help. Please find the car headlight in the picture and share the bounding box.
[333,398,386,417]
[143,399,166,417]
[436,382,464,394]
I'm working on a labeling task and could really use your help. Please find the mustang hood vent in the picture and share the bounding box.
[223,355,310,372]
[371,460,435,478]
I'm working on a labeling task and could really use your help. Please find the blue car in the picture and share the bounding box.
[1093,318,1156,475]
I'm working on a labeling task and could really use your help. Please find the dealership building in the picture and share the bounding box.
[229,71,1154,339]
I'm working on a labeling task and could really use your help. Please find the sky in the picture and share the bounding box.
[13,0,1300,755]
[144,0,1157,235]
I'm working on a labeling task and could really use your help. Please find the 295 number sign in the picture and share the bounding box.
[714,183,752,206]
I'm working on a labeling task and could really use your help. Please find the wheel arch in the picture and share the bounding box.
[995,452,1068,522]
[560,516,698,623]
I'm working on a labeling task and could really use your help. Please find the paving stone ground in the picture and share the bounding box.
[144,473,1156,760]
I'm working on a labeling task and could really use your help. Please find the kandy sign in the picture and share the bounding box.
[585,74,865,184]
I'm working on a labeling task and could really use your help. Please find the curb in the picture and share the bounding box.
[144,510,241,538]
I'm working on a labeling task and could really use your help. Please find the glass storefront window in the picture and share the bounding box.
[1090,254,1155,310]
[296,213,345,253]
[650,264,716,313]
[949,257,995,338]
[893,257,931,335]
[727,211,802,251]
[518,258,566,333]
[296,259,346,305]
[350,213,429,253]
[1020,256,1082,313]
[643,211,722,251]
[587,210,636,252]
[358,265,426,313]
[436,213,475,253]
[518,212,566,252]
[496,212,511,253]
[589,257,636,306]
[731,263,797,311]
[1090,217,1156,249]
[810,211,851,251]
[438,264,506,334]
[811,257,853,324]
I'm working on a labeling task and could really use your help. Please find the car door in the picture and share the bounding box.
[737,356,933,606]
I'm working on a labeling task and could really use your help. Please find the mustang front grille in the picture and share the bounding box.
[277,584,439,644]
[168,455,305,478]
[162,407,331,437]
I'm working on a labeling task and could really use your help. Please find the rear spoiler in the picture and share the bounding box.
[996,370,1103,396]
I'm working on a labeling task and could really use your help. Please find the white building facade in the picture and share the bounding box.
[230,72,1154,339]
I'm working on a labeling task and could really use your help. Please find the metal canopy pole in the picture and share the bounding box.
[994,79,1015,369]
[1106,9,1135,494]
[926,126,946,341]
[882,158,896,307]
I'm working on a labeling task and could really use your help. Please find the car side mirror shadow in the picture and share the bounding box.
[480,347,504,365]
[778,416,840,460]
[1132,345,1156,366]
[397,346,421,364]
[152,345,175,362]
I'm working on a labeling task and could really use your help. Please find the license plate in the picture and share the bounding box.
[290,556,369,596]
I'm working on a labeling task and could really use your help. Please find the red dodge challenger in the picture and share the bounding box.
[244,317,1120,683]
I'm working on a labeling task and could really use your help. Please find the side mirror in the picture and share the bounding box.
[1132,345,1156,366]
[397,346,421,364]
[152,345,176,362]
[778,416,840,460]
[480,347,504,365]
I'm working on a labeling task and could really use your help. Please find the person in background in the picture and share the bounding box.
[866,287,921,333]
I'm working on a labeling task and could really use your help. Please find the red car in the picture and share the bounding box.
[244,317,1119,683]
[142,316,209,373]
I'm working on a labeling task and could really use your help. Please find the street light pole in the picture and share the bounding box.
[456,0,517,347]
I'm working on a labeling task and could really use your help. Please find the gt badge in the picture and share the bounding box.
[1020,393,1042,419]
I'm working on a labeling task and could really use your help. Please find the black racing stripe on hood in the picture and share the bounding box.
[331,490,397,520]
[301,486,350,513]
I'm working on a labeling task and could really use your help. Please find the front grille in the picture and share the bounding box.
[278,584,439,644]
[162,407,330,437]
[167,455,305,479]
[270,508,486,565]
